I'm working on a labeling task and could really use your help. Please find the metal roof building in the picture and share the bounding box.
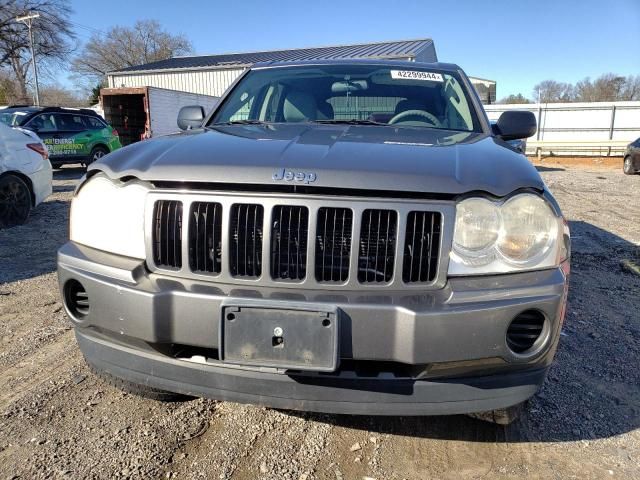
[107,39,496,103]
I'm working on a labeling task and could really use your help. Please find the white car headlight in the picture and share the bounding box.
[453,198,500,266]
[449,193,562,275]
[70,174,148,259]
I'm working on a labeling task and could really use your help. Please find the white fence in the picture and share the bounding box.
[484,101,640,156]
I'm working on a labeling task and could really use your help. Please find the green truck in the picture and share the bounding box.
[0,106,122,168]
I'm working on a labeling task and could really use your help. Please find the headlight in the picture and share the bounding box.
[70,174,148,259]
[449,193,562,275]
[497,195,557,264]
[453,198,500,265]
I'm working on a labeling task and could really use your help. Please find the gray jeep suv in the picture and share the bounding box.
[58,60,570,423]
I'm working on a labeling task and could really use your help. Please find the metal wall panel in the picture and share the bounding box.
[485,101,640,155]
[108,69,245,97]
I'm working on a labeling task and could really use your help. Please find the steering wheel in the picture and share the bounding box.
[388,109,442,128]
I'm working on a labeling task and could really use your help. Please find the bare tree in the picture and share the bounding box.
[575,74,639,102]
[497,93,531,104]
[620,75,640,101]
[0,0,75,102]
[39,84,86,107]
[532,80,575,103]
[0,70,20,104]
[70,20,193,84]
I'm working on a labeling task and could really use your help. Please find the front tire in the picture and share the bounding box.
[623,156,635,175]
[0,174,32,228]
[86,146,109,168]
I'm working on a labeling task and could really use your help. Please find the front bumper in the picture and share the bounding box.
[58,241,568,415]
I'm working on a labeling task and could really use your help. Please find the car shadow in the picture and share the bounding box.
[53,165,86,181]
[535,166,566,172]
[0,199,71,284]
[287,221,640,443]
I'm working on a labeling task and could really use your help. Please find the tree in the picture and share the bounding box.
[497,93,531,104]
[40,84,86,107]
[532,80,575,103]
[0,0,75,103]
[575,74,639,102]
[88,82,103,105]
[70,20,193,84]
[620,75,640,101]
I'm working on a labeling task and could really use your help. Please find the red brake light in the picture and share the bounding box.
[27,143,48,160]
[112,129,119,137]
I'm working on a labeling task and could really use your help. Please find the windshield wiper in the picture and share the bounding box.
[209,119,268,126]
[311,119,387,126]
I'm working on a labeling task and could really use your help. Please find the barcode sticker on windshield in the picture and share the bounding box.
[391,70,444,82]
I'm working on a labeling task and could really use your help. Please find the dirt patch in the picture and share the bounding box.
[530,155,624,170]
[0,164,639,479]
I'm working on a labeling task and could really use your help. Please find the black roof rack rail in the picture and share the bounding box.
[36,106,99,116]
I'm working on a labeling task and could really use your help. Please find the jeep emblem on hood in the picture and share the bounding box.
[272,168,317,184]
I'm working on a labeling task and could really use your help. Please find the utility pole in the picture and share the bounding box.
[16,12,41,106]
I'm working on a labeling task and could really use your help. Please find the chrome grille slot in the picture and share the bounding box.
[152,200,183,269]
[270,205,309,280]
[229,204,264,278]
[315,207,353,282]
[402,211,441,283]
[358,209,397,283]
[189,202,223,274]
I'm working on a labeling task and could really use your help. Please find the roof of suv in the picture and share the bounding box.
[1,106,100,116]
[250,58,463,72]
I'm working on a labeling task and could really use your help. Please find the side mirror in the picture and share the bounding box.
[493,111,536,141]
[177,105,205,131]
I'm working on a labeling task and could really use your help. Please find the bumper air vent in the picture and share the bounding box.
[64,280,89,320]
[402,211,441,283]
[506,310,546,354]
[229,204,264,278]
[189,202,223,274]
[270,205,309,280]
[358,209,397,283]
[315,207,353,282]
[152,200,183,269]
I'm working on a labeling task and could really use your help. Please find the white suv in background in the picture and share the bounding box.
[0,123,52,228]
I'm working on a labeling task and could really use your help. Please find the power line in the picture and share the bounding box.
[68,20,106,37]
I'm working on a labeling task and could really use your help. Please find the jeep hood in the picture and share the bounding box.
[91,124,544,197]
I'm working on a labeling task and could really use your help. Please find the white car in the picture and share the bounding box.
[0,123,52,227]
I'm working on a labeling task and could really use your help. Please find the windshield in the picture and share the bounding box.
[209,65,482,132]
[0,110,29,126]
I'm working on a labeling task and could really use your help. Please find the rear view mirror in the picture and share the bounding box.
[177,105,205,131]
[331,80,368,93]
[493,111,537,141]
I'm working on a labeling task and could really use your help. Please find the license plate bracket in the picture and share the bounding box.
[220,303,339,371]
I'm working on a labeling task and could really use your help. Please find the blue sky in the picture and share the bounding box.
[67,0,640,99]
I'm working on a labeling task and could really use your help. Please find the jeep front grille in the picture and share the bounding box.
[358,209,397,283]
[229,204,264,278]
[402,211,442,283]
[315,207,353,282]
[189,202,222,274]
[152,200,182,269]
[148,194,449,289]
[271,205,309,280]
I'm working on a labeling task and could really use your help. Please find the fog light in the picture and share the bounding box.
[64,280,89,320]
[506,310,546,354]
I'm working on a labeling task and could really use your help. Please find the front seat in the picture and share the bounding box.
[317,101,334,120]
[394,99,426,115]
[283,91,318,122]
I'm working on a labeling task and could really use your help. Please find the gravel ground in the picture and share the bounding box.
[0,163,638,479]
